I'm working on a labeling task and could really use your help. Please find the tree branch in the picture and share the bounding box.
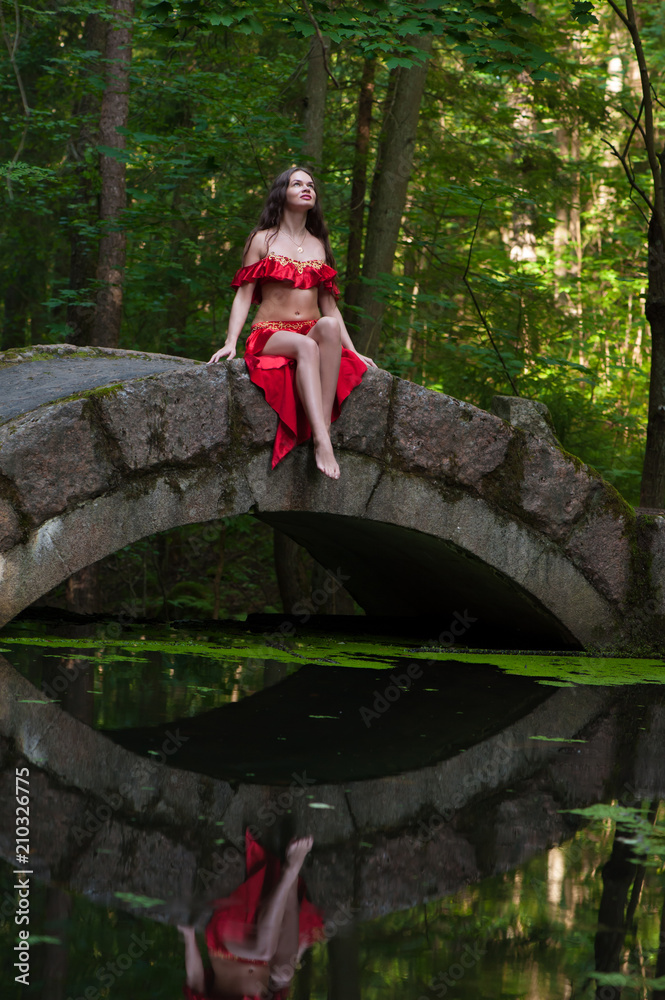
[606,0,630,29]
[301,0,339,88]
[611,0,665,234]
[651,83,665,114]
[629,189,651,227]
[620,102,648,151]
[603,137,654,215]
[462,203,520,396]
[603,139,654,212]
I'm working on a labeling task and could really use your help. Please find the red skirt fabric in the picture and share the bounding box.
[244,320,367,468]
[183,831,324,1000]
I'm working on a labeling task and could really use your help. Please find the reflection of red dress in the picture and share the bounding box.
[232,254,367,468]
[183,831,324,1000]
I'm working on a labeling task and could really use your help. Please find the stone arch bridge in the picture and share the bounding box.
[0,345,663,651]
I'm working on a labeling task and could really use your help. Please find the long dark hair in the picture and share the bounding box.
[243,166,336,267]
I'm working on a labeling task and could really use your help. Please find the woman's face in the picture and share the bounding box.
[285,170,316,212]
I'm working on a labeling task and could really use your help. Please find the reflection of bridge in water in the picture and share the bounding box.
[1,345,664,650]
[1,653,663,924]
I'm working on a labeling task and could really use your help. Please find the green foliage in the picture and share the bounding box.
[568,801,665,866]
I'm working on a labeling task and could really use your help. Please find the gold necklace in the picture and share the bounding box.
[280,226,308,254]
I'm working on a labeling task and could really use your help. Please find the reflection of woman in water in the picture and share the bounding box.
[179,834,323,999]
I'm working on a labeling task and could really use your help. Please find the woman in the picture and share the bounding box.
[208,167,375,480]
[179,834,323,1000]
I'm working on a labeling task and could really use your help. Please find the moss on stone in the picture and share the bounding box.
[44,383,125,407]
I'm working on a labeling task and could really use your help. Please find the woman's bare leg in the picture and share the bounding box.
[259,331,340,479]
[224,836,313,963]
[307,316,342,430]
[268,877,300,989]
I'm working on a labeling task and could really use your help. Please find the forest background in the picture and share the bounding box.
[0,0,661,620]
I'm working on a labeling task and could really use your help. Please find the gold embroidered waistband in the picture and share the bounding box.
[208,948,269,966]
[251,320,317,330]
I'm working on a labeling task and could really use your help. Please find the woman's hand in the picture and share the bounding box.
[208,343,236,364]
[356,352,376,368]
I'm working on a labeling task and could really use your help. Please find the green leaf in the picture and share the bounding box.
[113,892,164,908]
[570,1,598,26]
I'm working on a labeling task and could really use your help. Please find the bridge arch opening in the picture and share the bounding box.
[256,511,580,648]
[22,504,580,650]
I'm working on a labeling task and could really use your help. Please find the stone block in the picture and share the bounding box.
[564,512,631,604]
[520,438,603,542]
[228,361,277,447]
[391,380,511,487]
[645,515,665,615]
[332,366,393,458]
[357,824,479,918]
[491,394,559,446]
[346,770,438,833]
[98,366,229,470]
[245,450,380,517]
[365,472,455,537]
[0,399,114,522]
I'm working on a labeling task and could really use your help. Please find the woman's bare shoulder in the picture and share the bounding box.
[243,229,273,265]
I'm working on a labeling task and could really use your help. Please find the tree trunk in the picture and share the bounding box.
[640,211,665,508]
[66,12,105,346]
[274,530,312,613]
[327,923,361,1000]
[92,0,134,348]
[593,826,636,1000]
[352,36,432,357]
[65,563,101,615]
[344,57,376,314]
[273,531,356,616]
[311,562,355,615]
[302,33,330,165]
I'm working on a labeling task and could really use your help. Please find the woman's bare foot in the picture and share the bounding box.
[285,836,314,874]
[313,436,340,480]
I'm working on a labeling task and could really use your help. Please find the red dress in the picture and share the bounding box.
[183,831,324,1000]
[232,253,367,468]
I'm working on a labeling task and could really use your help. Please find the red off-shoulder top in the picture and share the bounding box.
[231,252,340,304]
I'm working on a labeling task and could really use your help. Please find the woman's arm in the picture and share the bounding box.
[208,232,268,364]
[209,283,255,363]
[178,926,206,993]
[319,290,377,367]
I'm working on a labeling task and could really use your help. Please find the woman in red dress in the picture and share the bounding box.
[179,834,324,1000]
[208,167,375,480]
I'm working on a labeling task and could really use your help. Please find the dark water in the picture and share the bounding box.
[1,615,664,999]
